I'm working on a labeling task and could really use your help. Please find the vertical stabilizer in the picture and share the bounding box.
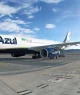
[63,31,70,43]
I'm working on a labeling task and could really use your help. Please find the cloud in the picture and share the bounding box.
[52,8,59,13]
[34,27,40,31]
[5,19,26,25]
[41,0,64,3]
[45,24,56,29]
[0,2,20,17]
[0,1,41,18]
[4,32,36,39]
[8,0,39,5]
[28,15,34,19]
[5,19,32,26]
[0,19,34,34]
[24,6,41,16]
[55,10,80,22]
[52,8,56,13]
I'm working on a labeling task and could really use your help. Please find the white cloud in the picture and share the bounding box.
[41,0,63,3]
[52,8,56,12]
[4,32,36,39]
[52,8,59,13]
[5,19,32,26]
[34,28,40,31]
[0,1,41,18]
[0,19,34,34]
[11,0,39,5]
[25,6,41,15]
[28,15,34,19]
[56,10,80,22]
[5,19,26,25]
[45,24,56,29]
[0,2,20,17]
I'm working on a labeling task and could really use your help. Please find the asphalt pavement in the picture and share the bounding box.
[0,53,80,95]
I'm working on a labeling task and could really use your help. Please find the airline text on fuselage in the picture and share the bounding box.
[0,36,17,44]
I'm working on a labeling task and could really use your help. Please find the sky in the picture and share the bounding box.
[0,0,80,45]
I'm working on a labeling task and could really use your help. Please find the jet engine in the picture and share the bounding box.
[40,48,60,59]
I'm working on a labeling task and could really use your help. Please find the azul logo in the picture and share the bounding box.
[0,36,17,44]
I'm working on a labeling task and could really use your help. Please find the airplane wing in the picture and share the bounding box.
[29,41,80,52]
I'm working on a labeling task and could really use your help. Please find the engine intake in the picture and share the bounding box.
[40,48,60,58]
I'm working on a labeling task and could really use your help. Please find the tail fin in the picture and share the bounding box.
[63,31,70,43]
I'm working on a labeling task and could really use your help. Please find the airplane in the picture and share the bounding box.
[0,31,80,59]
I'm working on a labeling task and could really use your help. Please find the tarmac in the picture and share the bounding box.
[0,53,80,95]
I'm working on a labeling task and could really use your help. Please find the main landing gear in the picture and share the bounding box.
[32,54,41,59]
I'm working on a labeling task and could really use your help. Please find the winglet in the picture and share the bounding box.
[63,31,70,43]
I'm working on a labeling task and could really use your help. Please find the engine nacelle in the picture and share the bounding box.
[40,48,60,58]
[11,53,26,57]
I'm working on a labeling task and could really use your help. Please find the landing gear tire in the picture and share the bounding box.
[32,56,36,59]
[32,54,41,59]
[50,57,54,59]
[56,56,58,59]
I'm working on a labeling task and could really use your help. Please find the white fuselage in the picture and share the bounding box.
[0,35,58,49]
